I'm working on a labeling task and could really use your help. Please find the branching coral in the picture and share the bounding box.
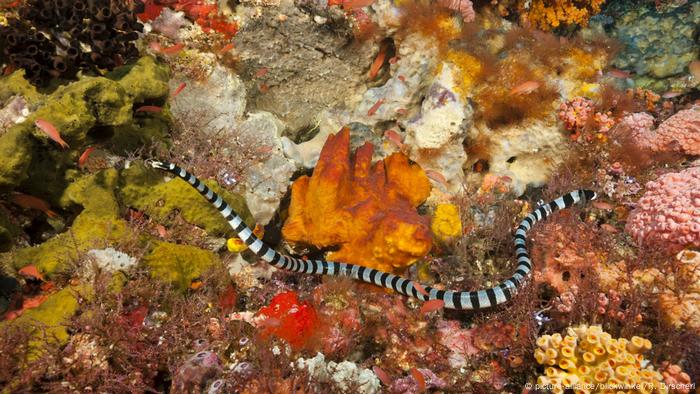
[521,0,605,31]
[535,325,671,394]
[625,166,700,253]
[0,0,144,86]
[282,127,432,273]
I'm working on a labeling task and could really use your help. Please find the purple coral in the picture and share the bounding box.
[172,351,222,393]
[625,166,700,252]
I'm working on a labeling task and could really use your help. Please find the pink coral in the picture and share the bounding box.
[625,166,700,252]
[622,106,700,155]
[437,0,475,22]
[660,362,692,394]
[559,97,594,132]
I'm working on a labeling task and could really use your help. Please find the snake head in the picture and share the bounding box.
[145,159,170,170]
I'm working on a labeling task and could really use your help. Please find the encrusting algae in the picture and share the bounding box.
[283,127,432,273]
[535,324,671,394]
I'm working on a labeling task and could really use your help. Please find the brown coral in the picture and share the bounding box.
[282,127,432,273]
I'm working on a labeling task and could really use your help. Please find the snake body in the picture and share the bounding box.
[148,160,597,310]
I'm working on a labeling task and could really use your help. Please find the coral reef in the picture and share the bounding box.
[295,352,381,394]
[0,56,170,192]
[625,166,700,252]
[521,0,605,31]
[535,325,668,393]
[0,0,144,86]
[599,0,699,89]
[622,106,700,156]
[282,128,432,273]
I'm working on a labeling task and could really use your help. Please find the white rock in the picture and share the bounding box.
[86,248,137,272]
[296,353,380,394]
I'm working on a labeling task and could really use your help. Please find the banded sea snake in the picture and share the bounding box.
[147,160,597,310]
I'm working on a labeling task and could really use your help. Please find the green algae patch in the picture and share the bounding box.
[0,56,171,192]
[0,70,43,105]
[7,170,129,276]
[143,241,219,291]
[119,163,254,236]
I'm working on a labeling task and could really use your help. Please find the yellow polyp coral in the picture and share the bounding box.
[227,225,264,253]
[444,50,483,98]
[431,203,462,241]
[534,325,672,394]
[282,127,432,273]
[522,0,605,31]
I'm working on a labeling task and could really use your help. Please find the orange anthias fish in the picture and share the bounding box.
[340,0,375,10]
[367,98,384,116]
[368,44,387,80]
[420,299,444,314]
[606,68,631,79]
[11,193,57,218]
[172,82,187,98]
[509,81,540,96]
[219,42,235,54]
[34,119,69,149]
[410,367,427,392]
[424,169,447,186]
[18,265,45,281]
[161,42,185,54]
[372,366,393,387]
[412,282,430,297]
[135,105,163,113]
[383,129,404,149]
[78,146,95,168]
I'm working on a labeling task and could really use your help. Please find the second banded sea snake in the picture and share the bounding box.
[147,160,597,310]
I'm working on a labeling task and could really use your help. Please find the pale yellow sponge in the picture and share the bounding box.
[534,325,669,394]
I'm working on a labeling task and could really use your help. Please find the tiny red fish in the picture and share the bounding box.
[607,68,631,79]
[419,299,444,314]
[219,42,235,54]
[35,119,69,149]
[410,367,426,392]
[11,193,57,218]
[148,41,163,52]
[367,98,384,116]
[592,200,614,210]
[156,224,168,238]
[78,146,95,168]
[372,366,393,387]
[3,64,16,76]
[509,81,540,96]
[388,56,398,64]
[172,82,187,98]
[368,45,387,80]
[341,0,376,10]
[424,169,447,186]
[135,105,162,113]
[600,223,618,233]
[398,75,406,82]
[259,83,269,93]
[412,282,430,297]
[161,42,184,54]
[255,67,269,78]
[384,129,404,149]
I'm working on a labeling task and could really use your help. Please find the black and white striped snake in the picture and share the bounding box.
[147,160,597,310]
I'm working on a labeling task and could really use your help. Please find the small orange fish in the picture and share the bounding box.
[600,223,618,233]
[219,42,235,54]
[592,200,613,210]
[690,60,700,80]
[419,299,444,314]
[384,129,404,149]
[35,119,69,149]
[341,0,375,10]
[410,367,426,392]
[397,75,406,82]
[606,68,631,79]
[388,56,398,64]
[11,193,57,218]
[412,282,430,297]
[18,265,45,281]
[190,279,204,290]
[424,169,447,186]
[172,82,187,98]
[372,366,393,387]
[161,42,184,54]
[255,67,269,78]
[256,145,274,154]
[662,91,682,99]
[259,83,269,93]
[368,45,387,80]
[78,146,95,168]
[149,41,163,52]
[395,108,408,116]
[509,81,540,96]
[156,224,168,238]
[135,105,162,113]
[3,64,16,76]
[367,98,384,116]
